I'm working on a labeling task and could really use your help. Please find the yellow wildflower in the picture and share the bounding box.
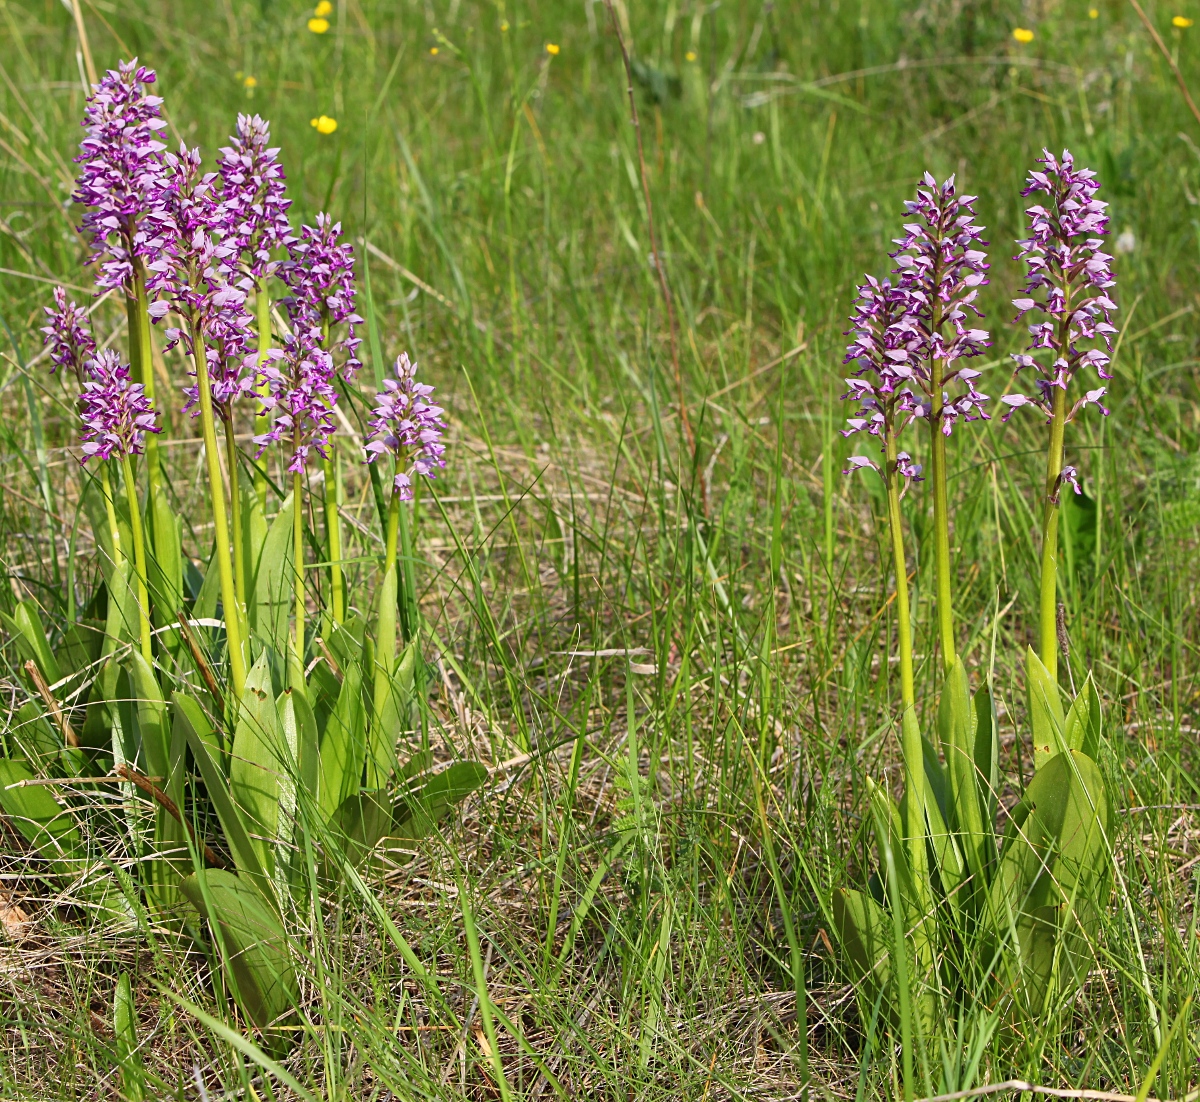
[1174,15,1194,26]
[243,75,258,88]
[430,46,439,55]
[500,20,509,31]
[685,50,697,62]
[310,115,338,134]
[1088,7,1099,16]
[308,16,330,33]
[314,0,333,14]
[1012,26,1034,42]
[546,42,560,55]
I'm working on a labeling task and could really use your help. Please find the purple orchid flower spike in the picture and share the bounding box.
[216,115,294,279]
[254,328,339,472]
[364,352,447,500]
[841,275,923,493]
[159,145,260,419]
[282,213,363,378]
[890,171,992,433]
[72,59,174,298]
[78,350,161,462]
[1002,148,1118,425]
[42,288,96,385]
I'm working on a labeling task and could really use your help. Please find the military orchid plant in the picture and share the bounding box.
[0,60,484,1038]
[833,157,1116,1099]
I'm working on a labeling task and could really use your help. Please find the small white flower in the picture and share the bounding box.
[752,130,766,145]
[1116,229,1136,255]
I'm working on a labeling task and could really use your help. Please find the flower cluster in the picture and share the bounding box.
[159,145,259,415]
[890,172,991,434]
[282,214,363,377]
[841,277,924,484]
[41,288,96,384]
[78,350,161,462]
[1002,148,1118,424]
[364,353,447,499]
[254,330,338,472]
[72,60,174,295]
[215,115,293,280]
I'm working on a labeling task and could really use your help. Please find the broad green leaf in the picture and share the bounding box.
[174,691,274,906]
[193,547,220,623]
[113,973,145,1102]
[229,654,282,877]
[940,657,987,880]
[368,639,414,789]
[326,789,393,874]
[147,486,183,633]
[252,494,294,652]
[57,619,104,678]
[104,561,139,653]
[989,749,1111,1016]
[1064,673,1103,761]
[0,758,84,876]
[833,887,892,1016]
[394,761,489,839]
[1026,646,1067,771]
[325,614,366,672]
[3,600,61,685]
[9,702,61,772]
[241,477,269,636]
[924,776,963,920]
[972,685,999,874]
[180,870,298,1029]
[127,650,169,782]
[317,661,365,823]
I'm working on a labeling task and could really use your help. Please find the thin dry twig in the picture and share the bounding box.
[115,764,226,869]
[25,659,78,748]
[602,0,696,459]
[176,611,224,720]
[1128,0,1200,131]
[916,1080,1199,1102]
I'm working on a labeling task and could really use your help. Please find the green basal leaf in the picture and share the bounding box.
[3,600,61,685]
[1064,673,1103,761]
[1026,646,1067,771]
[940,657,989,881]
[0,758,85,878]
[252,494,294,652]
[9,701,62,773]
[229,654,283,878]
[113,973,145,1102]
[180,869,299,1030]
[317,660,365,824]
[833,887,893,1016]
[147,486,183,636]
[127,649,169,782]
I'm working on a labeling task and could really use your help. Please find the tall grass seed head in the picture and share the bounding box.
[78,349,161,462]
[216,114,294,279]
[282,213,363,377]
[841,275,924,485]
[72,59,175,296]
[42,288,96,385]
[1004,148,1117,424]
[253,329,338,472]
[891,172,991,435]
[364,352,447,499]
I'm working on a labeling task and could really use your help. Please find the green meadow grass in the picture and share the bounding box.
[1,0,1200,1097]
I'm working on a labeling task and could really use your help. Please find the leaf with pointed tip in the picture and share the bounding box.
[10,702,61,773]
[180,870,298,1029]
[229,654,282,877]
[1064,674,1103,761]
[940,657,988,880]
[128,650,169,782]
[1026,646,1067,771]
[252,495,295,652]
[3,600,61,685]
[317,661,365,823]
[147,486,183,635]
[833,887,893,1013]
[0,758,85,877]
[113,973,145,1102]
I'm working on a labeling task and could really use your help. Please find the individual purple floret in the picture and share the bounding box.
[41,288,96,384]
[215,115,293,279]
[159,145,259,417]
[890,172,991,434]
[1002,148,1118,425]
[841,276,923,488]
[364,352,447,500]
[253,329,338,472]
[72,59,174,296]
[78,350,161,462]
[282,213,363,378]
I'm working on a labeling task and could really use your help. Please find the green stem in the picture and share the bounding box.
[373,483,401,720]
[190,316,247,698]
[1039,383,1068,681]
[119,454,153,662]
[883,430,926,887]
[928,350,956,669]
[224,415,247,613]
[293,468,305,668]
[100,462,124,566]
[127,265,162,503]
[324,451,344,625]
[254,281,272,508]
